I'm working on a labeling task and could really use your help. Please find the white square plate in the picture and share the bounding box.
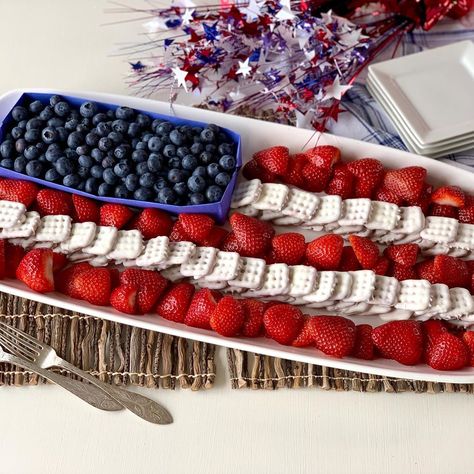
[368,41,474,145]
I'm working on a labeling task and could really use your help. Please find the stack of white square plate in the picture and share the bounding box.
[367,41,474,158]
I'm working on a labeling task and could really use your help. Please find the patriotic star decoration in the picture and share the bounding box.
[181,9,194,26]
[236,58,252,77]
[321,77,351,101]
[172,67,190,92]
[241,0,264,22]
[276,0,296,21]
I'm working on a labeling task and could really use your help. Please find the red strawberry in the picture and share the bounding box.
[0,179,38,207]
[407,183,433,213]
[384,243,419,267]
[431,185,465,208]
[74,268,111,306]
[16,249,54,293]
[471,273,474,295]
[130,208,173,239]
[432,255,470,289]
[382,166,427,202]
[372,321,423,366]
[326,164,354,199]
[374,187,404,206]
[391,263,417,281]
[425,333,469,371]
[305,145,340,169]
[242,160,276,183]
[178,213,215,244]
[423,320,449,352]
[110,285,138,315]
[351,324,374,360]
[52,252,68,272]
[347,158,384,198]
[253,146,289,176]
[241,299,265,338]
[462,331,474,366]
[71,194,100,223]
[230,213,274,258]
[184,288,221,329]
[306,234,343,270]
[459,205,474,224]
[4,242,25,278]
[308,315,356,358]
[429,204,458,219]
[210,296,245,337]
[156,282,195,323]
[372,256,390,275]
[36,189,72,216]
[200,227,229,248]
[338,246,361,272]
[285,154,307,188]
[169,221,189,242]
[263,304,304,345]
[0,239,5,279]
[301,163,331,192]
[348,234,379,269]
[292,316,315,347]
[270,233,306,265]
[55,262,93,298]
[448,0,472,18]
[220,231,240,252]
[415,259,436,283]
[100,203,134,229]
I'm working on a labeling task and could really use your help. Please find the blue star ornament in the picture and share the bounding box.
[203,22,220,42]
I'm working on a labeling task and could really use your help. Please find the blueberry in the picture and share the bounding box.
[173,182,187,196]
[168,157,181,169]
[49,95,63,107]
[157,187,177,204]
[114,161,131,178]
[215,172,231,187]
[206,185,223,202]
[153,177,168,193]
[47,117,64,128]
[115,106,135,121]
[106,110,115,119]
[78,155,94,168]
[79,101,98,118]
[205,144,217,154]
[38,154,47,163]
[139,172,155,188]
[65,149,78,159]
[135,141,147,151]
[101,156,116,168]
[56,127,68,142]
[135,161,149,175]
[134,187,153,201]
[0,158,13,169]
[15,139,27,154]
[136,113,150,128]
[63,174,81,188]
[29,100,44,114]
[111,120,128,135]
[187,175,206,193]
[98,182,113,196]
[132,149,148,163]
[182,154,198,171]
[156,122,173,136]
[218,143,233,155]
[67,131,83,148]
[11,106,28,122]
[192,125,204,134]
[65,118,79,132]
[193,166,206,178]
[199,151,214,165]
[39,106,54,121]
[92,113,107,126]
[147,153,164,172]
[151,119,162,132]
[14,156,27,173]
[219,154,236,171]
[96,122,112,137]
[114,185,130,199]
[127,122,140,138]
[76,124,89,134]
[125,173,139,192]
[25,160,43,177]
[141,132,154,143]
[77,182,85,191]
[190,193,205,205]
[108,131,124,145]
[24,129,40,143]
[55,157,75,176]
[85,177,100,194]
[18,120,28,129]
[103,168,119,185]
[207,162,220,178]
[131,138,139,149]
[168,169,186,184]
[200,128,215,143]
[45,168,60,182]
[114,144,131,160]
[44,144,60,162]
[54,101,70,117]
[24,145,40,160]
[90,165,103,179]
[208,124,220,133]
[148,136,162,152]
[77,166,89,178]
[76,145,89,156]
[0,140,14,158]
[98,137,113,152]
[175,147,189,159]
[91,148,104,162]
[85,132,100,147]
[190,142,204,155]
[11,127,24,139]
[169,129,185,146]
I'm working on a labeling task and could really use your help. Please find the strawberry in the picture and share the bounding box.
[306,234,343,270]
[301,163,331,192]
[391,263,417,281]
[184,288,221,329]
[459,205,474,224]
[372,256,390,275]
[429,204,458,219]
[74,268,112,306]
[36,189,72,216]
[285,154,307,188]
[471,273,474,295]
[210,296,245,337]
[308,315,356,358]
[100,203,134,229]
[16,249,54,293]
[372,321,423,366]
[263,304,304,345]
[156,282,195,323]
[407,183,433,213]
[374,187,404,206]
[338,246,361,272]
[71,194,100,223]
[292,316,314,347]
[52,252,68,272]
[431,185,465,208]
[55,262,93,298]
[229,213,274,258]
[130,208,173,239]
[0,179,38,207]
[253,146,289,176]
[384,243,419,267]
[351,324,374,360]
[4,242,25,278]
[169,221,188,242]
[305,145,340,169]
[462,331,474,366]
[242,159,276,183]
[326,164,354,199]
[423,320,449,352]
[432,255,470,289]
[425,333,469,371]
[270,233,306,265]
[220,232,240,252]
[110,285,138,315]
[178,213,215,244]
[382,166,427,202]
[415,259,436,283]
[448,0,472,18]
[200,227,229,248]
[347,158,384,198]
[348,234,379,269]
[241,299,265,337]
[0,239,5,279]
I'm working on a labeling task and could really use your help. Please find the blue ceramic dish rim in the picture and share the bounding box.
[0,91,242,222]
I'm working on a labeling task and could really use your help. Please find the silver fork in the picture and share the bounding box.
[0,322,172,425]
[0,344,123,411]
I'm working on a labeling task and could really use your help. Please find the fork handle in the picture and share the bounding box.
[0,353,123,412]
[59,360,173,425]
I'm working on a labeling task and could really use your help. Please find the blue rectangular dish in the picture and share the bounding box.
[0,91,242,222]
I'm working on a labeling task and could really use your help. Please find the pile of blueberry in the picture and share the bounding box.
[0,95,238,205]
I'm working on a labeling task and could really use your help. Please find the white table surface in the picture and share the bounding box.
[0,2,472,473]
